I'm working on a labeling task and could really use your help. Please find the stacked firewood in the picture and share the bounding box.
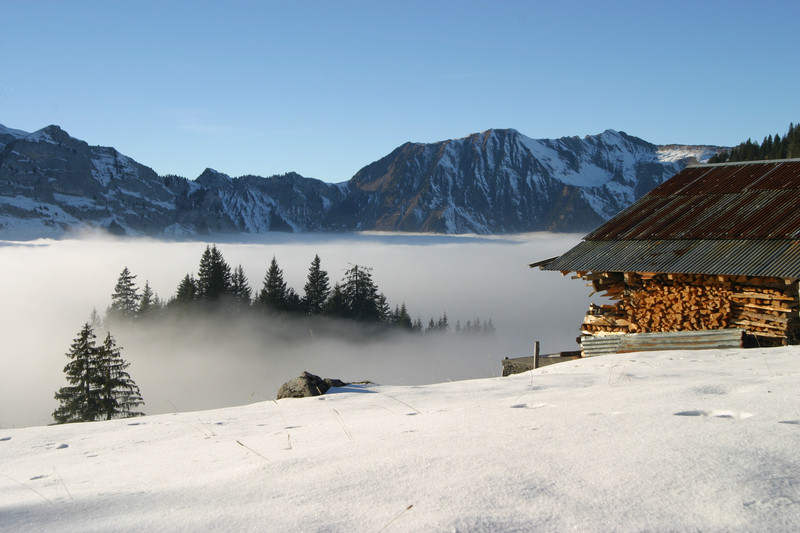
[578,271,799,343]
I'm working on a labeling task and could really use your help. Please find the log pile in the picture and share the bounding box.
[577,271,800,344]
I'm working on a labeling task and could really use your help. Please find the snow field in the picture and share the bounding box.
[1,346,799,532]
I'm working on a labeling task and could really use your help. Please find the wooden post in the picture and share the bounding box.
[533,341,540,369]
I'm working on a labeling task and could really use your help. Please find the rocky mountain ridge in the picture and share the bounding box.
[0,123,723,238]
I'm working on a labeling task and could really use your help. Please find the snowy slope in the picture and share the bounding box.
[2,347,798,532]
[0,124,28,151]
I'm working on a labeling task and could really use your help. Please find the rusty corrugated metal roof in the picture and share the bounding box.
[586,159,800,241]
[539,160,800,278]
[542,238,800,278]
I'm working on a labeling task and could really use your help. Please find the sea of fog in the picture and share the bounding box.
[0,232,598,428]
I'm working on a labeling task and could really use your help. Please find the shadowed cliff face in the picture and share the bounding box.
[0,124,720,239]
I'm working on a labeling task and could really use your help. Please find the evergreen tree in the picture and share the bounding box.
[172,274,198,306]
[138,280,160,318]
[53,323,100,424]
[257,256,288,312]
[303,254,330,315]
[230,264,252,310]
[107,267,139,321]
[53,324,144,424]
[284,287,304,313]
[708,122,800,163]
[89,308,104,330]
[196,245,232,301]
[96,332,144,420]
[322,283,348,317]
[437,312,449,332]
[788,123,800,158]
[393,303,413,329]
[377,293,391,322]
[341,264,380,321]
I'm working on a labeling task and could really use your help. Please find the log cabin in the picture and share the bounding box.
[533,159,800,351]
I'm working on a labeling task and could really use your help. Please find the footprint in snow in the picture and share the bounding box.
[41,442,69,450]
[692,385,728,395]
[674,410,753,419]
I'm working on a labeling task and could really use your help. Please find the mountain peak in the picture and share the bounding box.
[0,122,727,237]
[196,168,233,188]
[25,124,72,145]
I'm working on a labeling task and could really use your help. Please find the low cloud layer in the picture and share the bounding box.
[0,232,594,428]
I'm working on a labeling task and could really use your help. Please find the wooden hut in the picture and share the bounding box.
[533,159,800,350]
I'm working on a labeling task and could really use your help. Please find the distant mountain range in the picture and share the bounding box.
[0,123,723,238]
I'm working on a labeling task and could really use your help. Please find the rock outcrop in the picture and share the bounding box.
[276,372,348,399]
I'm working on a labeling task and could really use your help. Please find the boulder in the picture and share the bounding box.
[277,372,348,399]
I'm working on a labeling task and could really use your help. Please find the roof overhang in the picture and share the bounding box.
[539,239,800,279]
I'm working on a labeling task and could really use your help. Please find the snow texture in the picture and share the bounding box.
[657,145,719,164]
[1,347,798,532]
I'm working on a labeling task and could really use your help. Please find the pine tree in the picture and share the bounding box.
[708,122,799,163]
[89,308,104,330]
[394,302,413,329]
[53,324,144,424]
[230,264,252,310]
[257,256,288,312]
[96,332,144,420]
[437,312,449,332]
[196,245,232,301]
[284,287,304,313]
[107,267,139,322]
[303,255,330,315]
[341,264,380,321]
[377,293,391,322]
[138,280,161,319]
[172,274,197,306]
[322,283,348,317]
[788,123,800,158]
[53,323,100,424]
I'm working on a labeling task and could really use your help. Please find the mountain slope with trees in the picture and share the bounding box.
[708,122,800,163]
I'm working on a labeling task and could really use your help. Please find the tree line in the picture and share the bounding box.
[51,245,496,424]
[105,244,496,336]
[708,122,800,163]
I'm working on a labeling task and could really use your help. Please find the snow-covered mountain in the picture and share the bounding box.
[0,123,723,237]
[335,128,718,233]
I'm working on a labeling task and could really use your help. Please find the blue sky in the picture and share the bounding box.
[1,0,798,183]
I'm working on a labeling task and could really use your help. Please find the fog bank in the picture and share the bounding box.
[0,232,593,428]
